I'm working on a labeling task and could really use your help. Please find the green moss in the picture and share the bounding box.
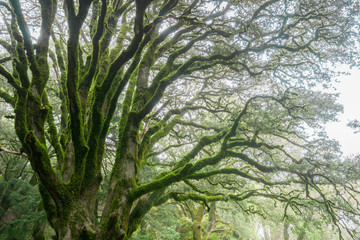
[26,130,50,166]
[54,39,65,71]
[109,16,128,62]
[173,131,226,169]
[171,192,225,203]
[14,89,29,142]
[39,185,57,229]
[130,163,193,201]
[14,45,30,88]
[189,151,226,173]
[101,210,123,239]
[80,228,96,240]
[34,56,50,94]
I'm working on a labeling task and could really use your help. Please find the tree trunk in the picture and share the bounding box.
[40,177,140,240]
[262,222,271,240]
[297,230,306,240]
[296,221,308,240]
[283,221,290,240]
[51,201,97,240]
[192,204,205,240]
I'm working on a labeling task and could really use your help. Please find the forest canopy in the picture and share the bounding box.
[0,0,360,239]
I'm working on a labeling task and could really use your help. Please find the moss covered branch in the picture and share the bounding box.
[9,0,35,59]
[81,0,107,87]
[65,0,92,186]
[0,64,20,90]
[0,88,15,106]
[24,131,64,205]
[187,168,296,186]
[43,92,65,169]
[162,190,257,204]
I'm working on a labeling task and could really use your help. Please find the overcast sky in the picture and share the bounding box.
[325,66,360,156]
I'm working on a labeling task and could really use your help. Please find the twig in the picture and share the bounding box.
[0,146,27,157]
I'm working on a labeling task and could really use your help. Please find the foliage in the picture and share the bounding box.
[131,226,180,240]
[0,178,45,240]
[347,119,360,134]
[130,204,181,240]
[0,0,360,239]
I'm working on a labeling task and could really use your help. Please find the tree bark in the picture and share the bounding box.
[192,204,205,240]
[283,221,290,240]
[263,221,271,240]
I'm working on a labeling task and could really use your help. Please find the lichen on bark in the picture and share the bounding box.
[0,0,360,239]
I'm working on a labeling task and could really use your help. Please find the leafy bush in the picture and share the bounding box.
[0,178,45,240]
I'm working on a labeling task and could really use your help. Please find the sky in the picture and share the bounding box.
[325,66,360,156]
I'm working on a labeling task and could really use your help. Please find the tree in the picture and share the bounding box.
[0,100,50,240]
[0,0,359,239]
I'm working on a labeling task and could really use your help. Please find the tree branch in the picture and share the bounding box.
[0,145,27,157]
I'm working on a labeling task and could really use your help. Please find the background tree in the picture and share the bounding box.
[0,0,360,239]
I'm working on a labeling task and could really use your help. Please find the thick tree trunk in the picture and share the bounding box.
[40,178,140,240]
[51,201,97,240]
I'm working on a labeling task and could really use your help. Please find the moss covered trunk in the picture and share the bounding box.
[192,204,205,240]
[99,114,140,239]
[40,172,138,240]
[52,201,96,240]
